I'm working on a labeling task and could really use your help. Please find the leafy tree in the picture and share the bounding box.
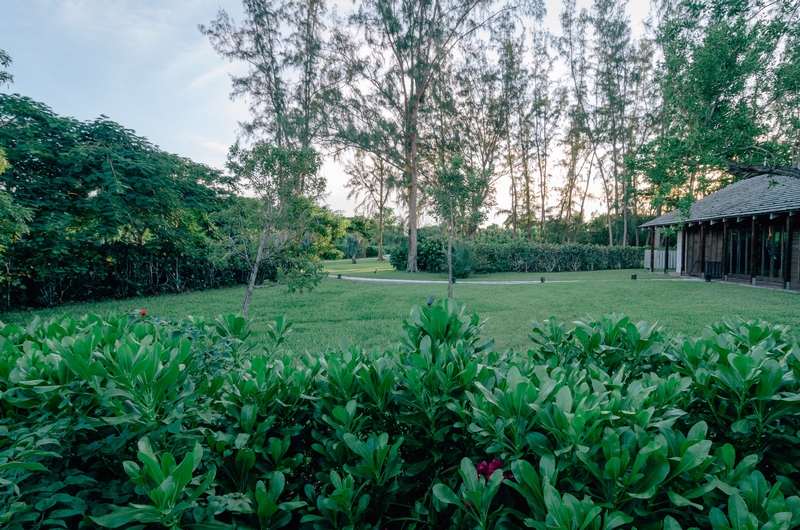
[430,155,491,297]
[527,28,566,243]
[334,0,544,272]
[200,0,335,148]
[0,48,12,87]
[345,152,396,260]
[0,94,230,307]
[0,141,32,308]
[495,16,527,239]
[226,142,325,316]
[447,39,504,236]
[342,232,364,263]
[635,0,800,211]
[558,0,653,247]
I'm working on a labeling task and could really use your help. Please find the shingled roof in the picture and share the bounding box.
[641,173,800,228]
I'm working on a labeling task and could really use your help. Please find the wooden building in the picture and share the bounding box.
[641,174,800,289]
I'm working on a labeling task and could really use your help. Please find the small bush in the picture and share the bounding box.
[451,242,475,278]
[342,232,365,262]
[389,241,408,270]
[389,234,446,272]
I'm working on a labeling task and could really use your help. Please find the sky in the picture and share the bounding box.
[0,0,649,219]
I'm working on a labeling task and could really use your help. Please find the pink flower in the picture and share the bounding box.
[476,460,490,478]
[488,459,503,475]
[475,458,514,482]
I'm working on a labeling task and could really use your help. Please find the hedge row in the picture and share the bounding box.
[391,236,643,274]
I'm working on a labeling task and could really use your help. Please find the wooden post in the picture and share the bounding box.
[650,227,655,273]
[681,228,688,275]
[700,223,706,274]
[750,217,757,285]
[786,215,793,290]
[722,220,728,280]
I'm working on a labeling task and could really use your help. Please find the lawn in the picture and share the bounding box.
[3,258,799,354]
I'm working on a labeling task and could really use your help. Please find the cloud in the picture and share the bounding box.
[200,140,232,155]
[189,65,231,90]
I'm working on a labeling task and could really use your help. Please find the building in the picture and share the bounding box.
[640,173,800,289]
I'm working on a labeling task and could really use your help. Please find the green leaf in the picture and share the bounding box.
[555,386,573,412]
[667,490,703,510]
[432,484,460,506]
[663,515,683,530]
[728,494,748,530]
[670,440,712,478]
[90,506,161,527]
[0,462,48,472]
[603,512,633,530]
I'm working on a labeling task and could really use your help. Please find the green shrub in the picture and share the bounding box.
[451,243,476,278]
[2,307,800,529]
[389,240,408,270]
[390,240,643,274]
[389,234,447,272]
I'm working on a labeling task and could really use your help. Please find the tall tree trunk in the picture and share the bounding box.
[540,170,546,243]
[574,175,591,243]
[539,158,547,243]
[523,143,532,242]
[622,180,629,247]
[447,213,454,299]
[407,105,420,272]
[600,171,613,246]
[377,202,385,261]
[573,158,593,243]
[506,113,517,239]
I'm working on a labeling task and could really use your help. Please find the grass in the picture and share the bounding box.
[3,258,800,354]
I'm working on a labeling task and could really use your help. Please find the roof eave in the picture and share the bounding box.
[640,208,800,229]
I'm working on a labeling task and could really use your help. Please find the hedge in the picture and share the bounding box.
[391,237,643,274]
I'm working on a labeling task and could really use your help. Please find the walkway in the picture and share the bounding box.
[334,275,689,285]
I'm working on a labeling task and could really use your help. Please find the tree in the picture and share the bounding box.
[334,0,544,272]
[226,142,324,316]
[432,157,464,298]
[0,144,32,308]
[200,0,335,150]
[345,151,396,260]
[430,155,491,297]
[0,94,231,307]
[342,232,364,263]
[559,0,651,246]
[527,28,565,243]
[554,111,593,243]
[495,17,527,239]
[636,0,800,212]
[0,49,12,87]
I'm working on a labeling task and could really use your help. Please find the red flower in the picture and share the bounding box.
[140,310,147,317]
[476,458,514,482]
[476,460,490,478]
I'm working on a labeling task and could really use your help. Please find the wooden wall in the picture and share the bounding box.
[684,224,724,276]
[681,216,800,285]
